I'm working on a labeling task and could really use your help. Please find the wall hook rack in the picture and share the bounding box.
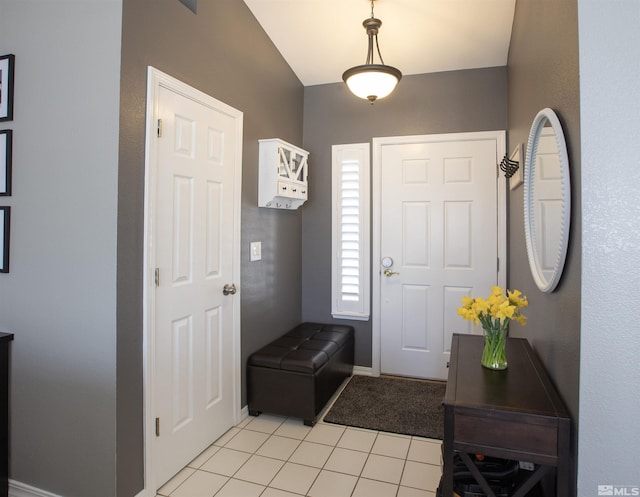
[499,153,520,179]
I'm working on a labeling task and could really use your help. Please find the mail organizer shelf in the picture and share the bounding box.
[258,138,309,209]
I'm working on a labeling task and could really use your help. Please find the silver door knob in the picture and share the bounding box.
[223,283,237,296]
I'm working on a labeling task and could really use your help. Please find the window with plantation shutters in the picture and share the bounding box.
[332,143,370,320]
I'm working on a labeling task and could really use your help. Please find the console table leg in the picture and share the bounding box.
[442,405,454,496]
[511,465,552,497]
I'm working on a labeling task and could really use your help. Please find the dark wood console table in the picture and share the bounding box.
[442,334,570,497]
[0,333,13,497]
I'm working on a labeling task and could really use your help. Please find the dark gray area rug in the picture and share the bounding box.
[323,375,446,439]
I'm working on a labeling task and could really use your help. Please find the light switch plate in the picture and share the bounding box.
[250,241,262,262]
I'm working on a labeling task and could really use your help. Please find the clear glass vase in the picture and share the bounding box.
[481,329,508,370]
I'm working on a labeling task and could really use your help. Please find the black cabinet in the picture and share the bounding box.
[0,333,13,497]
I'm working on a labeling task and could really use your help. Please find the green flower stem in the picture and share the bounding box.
[481,320,509,370]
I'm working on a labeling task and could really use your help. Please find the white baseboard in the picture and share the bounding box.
[133,488,147,497]
[9,479,151,497]
[353,365,375,376]
[9,480,63,497]
[239,404,249,422]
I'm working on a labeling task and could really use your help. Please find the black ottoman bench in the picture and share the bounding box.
[247,322,354,426]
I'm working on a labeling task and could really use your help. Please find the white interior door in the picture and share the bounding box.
[374,133,505,380]
[145,69,243,490]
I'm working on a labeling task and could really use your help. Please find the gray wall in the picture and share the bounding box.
[506,1,580,492]
[0,1,122,496]
[118,0,304,494]
[577,0,640,493]
[3,1,637,496]
[301,68,508,366]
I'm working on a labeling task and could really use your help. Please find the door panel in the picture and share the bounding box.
[172,316,193,429]
[403,202,430,266]
[444,201,472,267]
[378,135,502,380]
[172,175,193,283]
[535,127,563,278]
[206,182,222,276]
[401,285,430,350]
[205,308,222,407]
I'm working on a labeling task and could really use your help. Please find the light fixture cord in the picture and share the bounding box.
[366,0,386,65]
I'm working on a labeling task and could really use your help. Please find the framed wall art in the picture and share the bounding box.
[0,206,9,273]
[1,130,12,196]
[0,54,15,122]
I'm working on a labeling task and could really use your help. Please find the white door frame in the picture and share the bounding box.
[371,131,507,377]
[141,67,243,496]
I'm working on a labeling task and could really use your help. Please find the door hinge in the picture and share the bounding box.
[497,257,500,272]
[155,417,160,437]
[157,118,163,138]
[154,268,160,288]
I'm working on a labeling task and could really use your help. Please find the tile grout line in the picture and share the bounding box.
[301,422,342,496]
[165,416,442,497]
[233,419,294,493]
[250,417,321,496]
[211,419,281,497]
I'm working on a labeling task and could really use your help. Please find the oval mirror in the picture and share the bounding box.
[524,108,571,293]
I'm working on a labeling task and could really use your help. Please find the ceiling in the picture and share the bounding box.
[242,0,517,87]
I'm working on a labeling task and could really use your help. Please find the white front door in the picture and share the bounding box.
[373,132,505,380]
[145,68,243,490]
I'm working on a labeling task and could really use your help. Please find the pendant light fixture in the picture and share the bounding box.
[342,0,402,104]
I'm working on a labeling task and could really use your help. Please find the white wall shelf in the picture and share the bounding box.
[258,138,309,209]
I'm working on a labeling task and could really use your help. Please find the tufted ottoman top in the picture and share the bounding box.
[248,323,353,374]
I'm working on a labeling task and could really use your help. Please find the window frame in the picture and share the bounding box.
[331,143,371,321]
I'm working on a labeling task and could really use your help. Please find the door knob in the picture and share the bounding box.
[383,269,400,277]
[223,283,237,296]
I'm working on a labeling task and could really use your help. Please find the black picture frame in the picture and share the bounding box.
[0,130,12,196]
[0,54,15,122]
[0,206,9,273]
[178,0,197,14]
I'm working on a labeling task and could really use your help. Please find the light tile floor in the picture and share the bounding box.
[157,414,441,497]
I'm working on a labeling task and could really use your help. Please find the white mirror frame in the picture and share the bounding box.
[524,108,571,293]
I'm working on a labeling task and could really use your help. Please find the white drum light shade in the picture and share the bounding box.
[343,64,402,102]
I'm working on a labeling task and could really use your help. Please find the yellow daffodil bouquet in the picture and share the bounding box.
[457,286,528,370]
